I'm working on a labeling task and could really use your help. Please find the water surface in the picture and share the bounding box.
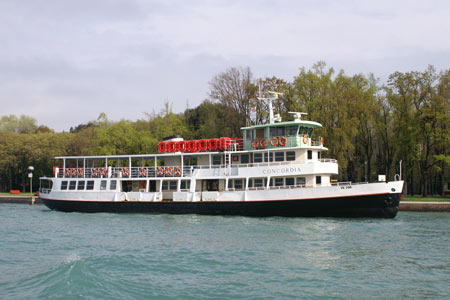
[1,204,449,299]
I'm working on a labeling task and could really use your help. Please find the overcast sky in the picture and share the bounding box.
[1,0,449,131]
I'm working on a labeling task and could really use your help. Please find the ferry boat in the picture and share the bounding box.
[39,94,403,218]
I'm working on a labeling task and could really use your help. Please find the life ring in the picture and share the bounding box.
[208,138,219,151]
[65,168,70,177]
[270,137,279,146]
[71,168,77,176]
[198,139,208,151]
[158,142,167,153]
[251,139,259,148]
[156,167,164,176]
[165,167,173,176]
[174,167,182,176]
[260,138,268,148]
[122,168,129,177]
[176,141,186,152]
[78,168,84,177]
[91,168,98,177]
[187,140,198,152]
[167,141,176,152]
[101,168,107,177]
[303,135,308,144]
[139,168,146,176]
[279,136,287,146]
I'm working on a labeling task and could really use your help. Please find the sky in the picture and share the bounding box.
[1,0,449,132]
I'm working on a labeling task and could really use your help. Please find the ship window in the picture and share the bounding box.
[170,181,177,190]
[264,152,273,162]
[316,176,322,185]
[286,177,295,186]
[254,178,263,188]
[286,151,296,161]
[110,180,117,190]
[275,177,284,186]
[248,179,253,188]
[234,179,243,189]
[180,180,190,190]
[69,181,76,190]
[307,150,312,160]
[318,151,321,159]
[246,130,253,140]
[277,127,285,136]
[61,181,68,190]
[86,181,94,190]
[270,127,277,137]
[286,126,298,136]
[254,153,263,163]
[77,181,85,190]
[296,177,306,186]
[241,154,249,164]
[228,180,232,189]
[162,181,168,190]
[212,155,221,165]
[275,152,284,162]
[100,180,107,190]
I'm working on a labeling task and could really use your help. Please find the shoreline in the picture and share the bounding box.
[1,196,449,212]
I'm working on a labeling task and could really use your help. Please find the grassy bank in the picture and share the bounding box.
[0,192,34,197]
[402,195,450,202]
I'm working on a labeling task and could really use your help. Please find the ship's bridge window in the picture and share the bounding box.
[286,126,298,136]
[86,180,94,190]
[254,153,263,163]
[61,181,68,190]
[270,127,285,137]
[110,180,117,190]
[69,181,76,190]
[246,129,253,140]
[77,181,85,190]
[286,151,296,161]
[275,152,284,162]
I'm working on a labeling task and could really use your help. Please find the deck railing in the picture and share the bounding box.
[56,158,338,179]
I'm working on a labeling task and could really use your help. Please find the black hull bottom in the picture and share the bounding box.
[41,193,400,218]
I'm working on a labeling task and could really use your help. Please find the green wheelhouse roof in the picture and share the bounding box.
[241,120,322,130]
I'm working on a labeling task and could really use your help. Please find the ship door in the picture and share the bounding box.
[149,180,157,192]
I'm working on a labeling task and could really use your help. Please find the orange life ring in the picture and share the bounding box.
[165,167,173,176]
[91,168,98,177]
[198,139,208,151]
[78,168,84,177]
[208,138,219,151]
[101,168,107,177]
[187,140,198,152]
[270,137,279,146]
[139,168,146,176]
[279,136,287,146]
[260,138,268,148]
[65,168,70,177]
[174,167,182,176]
[156,167,164,176]
[251,139,259,148]
[71,168,77,176]
[303,135,308,144]
[122,168,129,177]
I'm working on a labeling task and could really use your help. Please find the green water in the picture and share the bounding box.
[1,204,449,299]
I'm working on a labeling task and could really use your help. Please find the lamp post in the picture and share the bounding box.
[28,166,34,205]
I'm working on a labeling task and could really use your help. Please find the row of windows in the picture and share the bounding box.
[61,180,117,191]
[245,126,314,139]
[228,177,310,189]
[162,180,190,191]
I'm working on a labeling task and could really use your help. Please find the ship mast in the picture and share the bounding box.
[257,90,283,124]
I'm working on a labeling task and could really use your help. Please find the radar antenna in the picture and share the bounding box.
[257,90,284,124]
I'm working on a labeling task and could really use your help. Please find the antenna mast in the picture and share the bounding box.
[257,90,282,124]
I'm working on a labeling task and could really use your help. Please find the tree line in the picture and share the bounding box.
[0,62,449,196]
